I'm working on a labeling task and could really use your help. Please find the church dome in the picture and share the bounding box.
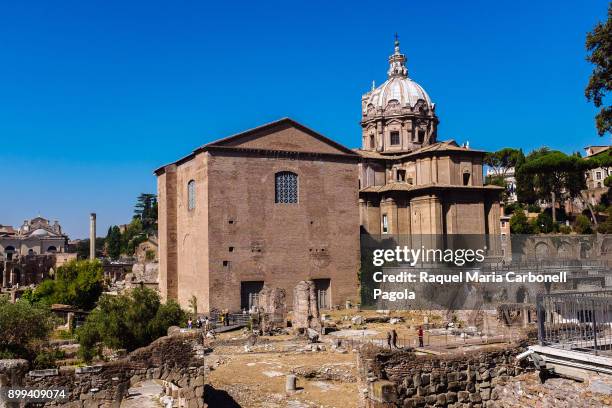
[362,38,434,115]
[31,228,50,237]
[364,77,432,113]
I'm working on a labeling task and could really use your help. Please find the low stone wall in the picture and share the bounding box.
[358,341,532,408]
[2,332,208,408]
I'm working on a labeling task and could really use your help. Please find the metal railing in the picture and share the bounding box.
[537,290,612,356]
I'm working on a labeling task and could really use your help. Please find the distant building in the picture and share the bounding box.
[584,145,611,187]
[0,216,69,259]
[1,216,75,290]
[485,167,517,203]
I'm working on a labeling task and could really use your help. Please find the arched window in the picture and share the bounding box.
[187,180,196,211]
[275,172,298,204]
[47,246,57,253]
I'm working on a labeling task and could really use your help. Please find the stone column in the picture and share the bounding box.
[89,213,96,260]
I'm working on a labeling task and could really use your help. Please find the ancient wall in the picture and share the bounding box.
[2,332,208,408]
[358,341,531,408]
[204,150,360,313]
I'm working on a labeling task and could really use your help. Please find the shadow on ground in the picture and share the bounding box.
[203,384,242,408]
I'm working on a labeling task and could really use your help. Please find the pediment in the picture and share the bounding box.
[204,118,357,156]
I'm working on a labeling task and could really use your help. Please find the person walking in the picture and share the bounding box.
[417,326,424,348]
[386,331,392,349]
[187,319,192,330]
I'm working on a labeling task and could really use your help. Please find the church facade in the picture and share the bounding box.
[155,39,502,312]
[357,39,502,237]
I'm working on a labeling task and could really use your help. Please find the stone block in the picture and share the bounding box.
[458,391,469,402]
[480,388,491,400]
[447,381,459,391]
[446,391,457,403]
[470,392,482,403]
[370,380,397,403]
[436,393,447,406]
[420,373,430,386]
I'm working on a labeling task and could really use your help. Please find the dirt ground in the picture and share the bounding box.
[205,333,360,408]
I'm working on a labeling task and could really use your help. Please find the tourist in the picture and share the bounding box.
[386,331,392,349]
[417,326,424,347]
[187,319,192,330]
[204,317,210,333]
[391,329,398,349]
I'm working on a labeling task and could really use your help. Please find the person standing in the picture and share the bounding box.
[391,329,398,349]
[417,326,424,348]
[386,331,392,349]
[187,319,192,330]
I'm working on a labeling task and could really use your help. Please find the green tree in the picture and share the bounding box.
[121,218,147,256]
[26,260,105,310]
[134,193,158,233]
[509,211,533,234]
[585,3,612,136]
[520,149,586,223]
[515,150,538,204]
[0,296,56,359]
[535,212,554,234]
[76,287,186,362]
[105,226,122,260]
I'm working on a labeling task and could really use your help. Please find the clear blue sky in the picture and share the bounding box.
[0,0,609,238]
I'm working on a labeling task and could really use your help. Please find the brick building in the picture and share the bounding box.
[156,38,502,313]
[155,119,361,313]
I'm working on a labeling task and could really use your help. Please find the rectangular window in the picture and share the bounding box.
[396,169,406,182]
[418,130,425,143]
[596,171,602,180]
[390,131,400,145]
[382,214,388,234]
[275,171,298,204]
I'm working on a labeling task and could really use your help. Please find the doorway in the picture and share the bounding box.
[313,279,331,310]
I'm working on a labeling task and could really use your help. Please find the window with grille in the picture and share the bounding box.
[187,180,196,210]
[275,171,298,203]
[390,131,400,145]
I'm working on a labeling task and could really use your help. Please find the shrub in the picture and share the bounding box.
[504,202,523,215]
[527,204,541,213]
[574,214,593,234]
[25,260,104,310]
[0,296,56,360]
[510,211,533,234]
[76,287,186,362]
[535,212,554,233]
[597,207,612,233]
[559,224,572,234]
[33,349,65,370]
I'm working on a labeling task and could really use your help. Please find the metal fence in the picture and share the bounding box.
[537,290,612,356]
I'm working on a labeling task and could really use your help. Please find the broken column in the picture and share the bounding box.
[89,213,96,260]
[256,286,287,333]
[292,280,321,333]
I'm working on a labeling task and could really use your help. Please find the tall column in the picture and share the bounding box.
[89,213,96,260]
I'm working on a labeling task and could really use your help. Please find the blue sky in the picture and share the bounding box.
[0,0,609,238]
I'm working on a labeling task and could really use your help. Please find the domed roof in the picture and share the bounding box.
[31,228,50,237]
[365,77,432,112]
[363,37,434,114]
